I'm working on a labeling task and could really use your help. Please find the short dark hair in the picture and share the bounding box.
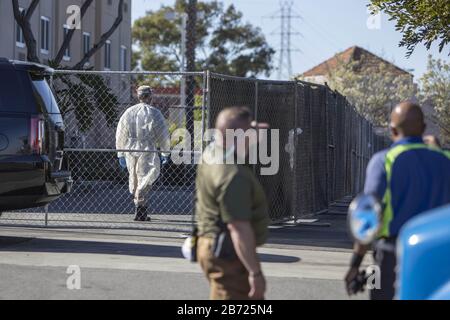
[223,106,253,122]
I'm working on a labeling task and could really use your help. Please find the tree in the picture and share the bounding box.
[369,0,450,57]
[419,56,450,146]
[12,0,40,63]
[132,0,275,77]
[12,0,125,132]
[323,56,417,127]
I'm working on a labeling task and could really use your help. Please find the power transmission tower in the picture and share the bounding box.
[267,1,302,80]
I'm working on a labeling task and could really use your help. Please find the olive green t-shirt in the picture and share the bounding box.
[195,145,270,247]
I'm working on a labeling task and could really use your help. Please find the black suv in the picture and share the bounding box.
[0,59,72,212]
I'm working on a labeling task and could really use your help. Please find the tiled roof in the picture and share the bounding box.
[302,46,412,77]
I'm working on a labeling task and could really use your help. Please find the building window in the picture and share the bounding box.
[82,32,91,65]
[83,32,91,55]
[63,25,71,61]
[40,16,50,54]
[16,8,25,48]
[120,45,127,71]
[104,40,111,70]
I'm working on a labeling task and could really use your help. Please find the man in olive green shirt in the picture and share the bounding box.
[195,106,270,300]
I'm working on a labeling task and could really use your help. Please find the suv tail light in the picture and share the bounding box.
[30,117,45,154]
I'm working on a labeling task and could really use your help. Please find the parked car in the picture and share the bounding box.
[0,58,72,212]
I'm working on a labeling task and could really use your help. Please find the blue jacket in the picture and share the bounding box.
[364,137,450,237]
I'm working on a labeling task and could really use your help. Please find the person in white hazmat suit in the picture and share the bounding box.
[116,86,171,222]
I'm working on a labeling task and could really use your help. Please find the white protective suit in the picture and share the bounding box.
[116,103,171,207]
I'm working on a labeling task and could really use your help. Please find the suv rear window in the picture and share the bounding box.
[0,68,28,112]
[32,78,62,115]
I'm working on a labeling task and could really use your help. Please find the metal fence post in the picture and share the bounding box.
[201,70,209,154]
[254,81,259,122]
[324,89,330,205]
[49,73,54,90]
[293,82,299,222]
[44,204,49,227]
[308,88,316,213]
[253,81,259,175]
[206,70,211,132]
[360,116,363,190]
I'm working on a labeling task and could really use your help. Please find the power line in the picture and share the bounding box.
[266,1,303,80]
[301,17,342,52]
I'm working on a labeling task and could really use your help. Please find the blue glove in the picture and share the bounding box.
[161,156,170,166]
[119,157,127,170]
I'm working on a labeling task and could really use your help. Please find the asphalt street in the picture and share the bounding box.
[0,202,370,300]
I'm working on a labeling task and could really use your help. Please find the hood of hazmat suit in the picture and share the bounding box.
[116,103,171,195]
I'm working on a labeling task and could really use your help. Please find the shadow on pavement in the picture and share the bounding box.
[267,213,353,250]
[0,236,300,263]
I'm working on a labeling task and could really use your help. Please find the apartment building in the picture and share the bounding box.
[0,0,132,71]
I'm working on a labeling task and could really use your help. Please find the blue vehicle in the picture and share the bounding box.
[348,195,450,300]
[397,204,450,300]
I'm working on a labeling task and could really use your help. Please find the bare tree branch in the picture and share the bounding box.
[25,0,40,20]
[12,0,40,63]
[54,0,94,65]
[73,0,124,70]
[11,1,22,21]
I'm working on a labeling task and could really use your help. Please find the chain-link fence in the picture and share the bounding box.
[2,70,206,231]
[1,70,388,230]
[208,74,390,222]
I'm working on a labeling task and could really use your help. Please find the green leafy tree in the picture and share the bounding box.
[132,0,275,77]
[369,0,450,57]
[419,56,450,146]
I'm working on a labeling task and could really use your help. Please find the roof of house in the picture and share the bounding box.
[301,46,413,78]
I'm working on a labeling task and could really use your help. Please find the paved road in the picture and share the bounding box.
[0,265,352,300]
[0,199,371,300]
[0,224,369,300]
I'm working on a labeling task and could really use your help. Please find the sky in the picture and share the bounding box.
[131,0,449,80]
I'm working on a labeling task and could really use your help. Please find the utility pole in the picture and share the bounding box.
[165,7,203,132]
[186,0,198,156]
[164,11,187,128]
[268,1,302,80]
[181,13,187,127]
